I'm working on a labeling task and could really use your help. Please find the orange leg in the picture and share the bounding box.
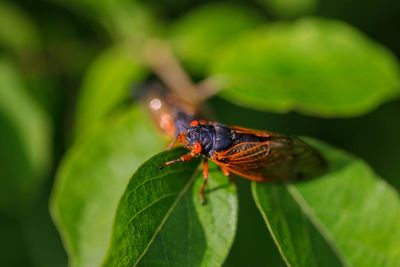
[167,132,186,149]
[164,153,193,166]
[166,135,179,149]
[221,167,236,184]
[200,158,209,205]
[221,167,230,177]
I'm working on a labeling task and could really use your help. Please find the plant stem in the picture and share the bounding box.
[143,39,219,105]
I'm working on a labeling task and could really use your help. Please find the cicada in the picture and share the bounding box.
[165,120,327,204]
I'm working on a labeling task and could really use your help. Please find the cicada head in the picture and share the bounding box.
[185,122,215,156]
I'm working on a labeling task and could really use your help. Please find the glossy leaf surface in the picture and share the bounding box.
[210,18,400,117]
[104,148,238,266]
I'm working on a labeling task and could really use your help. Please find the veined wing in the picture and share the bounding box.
[211,135,327,182]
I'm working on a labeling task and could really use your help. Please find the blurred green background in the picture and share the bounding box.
[0,0,399,266]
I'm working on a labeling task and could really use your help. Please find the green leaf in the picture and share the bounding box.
[103,148,238,266]
[253,138,400,267]
[0,2,40,53]
[170,3,263,73]
[54,0,125,15]
[0,219,32,266]
[104,4,161,45]
[0,59,51,215]
[75,46,147,136]
[209,18,400,117]
[55,0,160,45]
[256,0,317,18]
[51,106,164,267]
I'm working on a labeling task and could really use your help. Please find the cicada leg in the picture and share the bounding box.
[199,158,209,205]
[166,135,179,149]
[220,167,236,184]
[167,132,186,149]
[164,142,201,167]
[164,153,193,166]
[221,167,230,177]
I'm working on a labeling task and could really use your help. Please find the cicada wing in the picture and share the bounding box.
[211,141,271,181]
[229,125,272,138]
[212,136,327,182]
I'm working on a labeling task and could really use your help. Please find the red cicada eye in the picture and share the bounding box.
[191,120,199,127]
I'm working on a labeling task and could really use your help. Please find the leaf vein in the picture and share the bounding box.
[133,171,197,266]
[287,184,351,267]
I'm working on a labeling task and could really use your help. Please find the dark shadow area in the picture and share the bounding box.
[0,113,35,216]
[223,179,287,267]
[318,0,400,58]
[206,182,231,194]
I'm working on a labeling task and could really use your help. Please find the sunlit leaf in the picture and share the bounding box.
[253,138,400,267]
[51,106,164,267]
[103,148,238,266]
[209,18,400,117]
